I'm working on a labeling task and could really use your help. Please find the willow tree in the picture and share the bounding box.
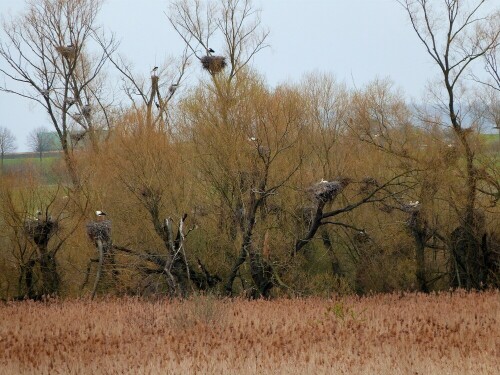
[399,0,500,288]
[0,0,117,187]
[168,0,283,297]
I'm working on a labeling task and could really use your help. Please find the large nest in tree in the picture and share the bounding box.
[56,46,76,60]
[359,177,379,195]
[308,178,351,203]
[200,55,227,74]
[24,219,58,246]
[401,202,420,214]
[86,220,112,244]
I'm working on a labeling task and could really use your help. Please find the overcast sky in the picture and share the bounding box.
[0,0,453,151]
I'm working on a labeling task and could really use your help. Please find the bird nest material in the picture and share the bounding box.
[70,131,87,143]
[309,178,351,203]
[56,46,76,60]
[24,219,58,245]
[359,177,379,195]
[200,55,227,74]
[86,220,112,244]
[401,202,420,214]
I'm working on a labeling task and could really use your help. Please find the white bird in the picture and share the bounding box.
[151,66,158,76]
[95,210,107,217]
[248,136,257,142]
[319,178,328,184]
[408,201,420,207]
[447,144,453,148]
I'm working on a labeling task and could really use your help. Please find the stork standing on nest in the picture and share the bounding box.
[151,66,158,77]
[408,201,420,208]
[208,48,215,55]
[95,210,107,221]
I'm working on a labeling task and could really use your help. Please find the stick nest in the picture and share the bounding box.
[56,46,76,60]
[86,220,112,243]
[200,55,227,74]
[308,178,351,203]
[24,219,58,245]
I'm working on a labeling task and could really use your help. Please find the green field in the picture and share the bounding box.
[482,133,499,144]
[1,153,61,183]
[2,156,59,167]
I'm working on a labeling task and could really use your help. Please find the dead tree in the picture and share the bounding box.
[0,0,118,186]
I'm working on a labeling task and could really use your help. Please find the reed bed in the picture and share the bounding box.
[0,291,498,374]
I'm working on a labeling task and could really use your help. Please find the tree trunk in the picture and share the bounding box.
[248,251,274,298]
[61,144,80,188]
[39,251,60,295]
[91,239,105,299]
[294,201,326,256]
[320,229,342,276]
[415,240,428,293]
[26,219,60,295]
[225,216,255,296]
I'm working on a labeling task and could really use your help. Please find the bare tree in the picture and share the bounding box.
[168,0,269,88]
[0,0,117,187]
[100,49,190,130]
[0,126,16,171]
[27,127,55,162]
[399,0,500,289]
[483,33,500,91]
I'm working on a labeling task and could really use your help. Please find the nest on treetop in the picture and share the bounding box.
[56,46,76,60]
[24,219,58,246]
[86,220,112,244]
[200,55,227,74]
[308,178,352,204]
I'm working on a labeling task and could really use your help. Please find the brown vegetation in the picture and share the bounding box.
[0,291,498,374]
[0,0,499,300]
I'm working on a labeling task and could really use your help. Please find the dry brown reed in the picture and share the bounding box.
[0,291,498,374]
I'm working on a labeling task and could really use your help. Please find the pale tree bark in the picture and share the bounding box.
[168,0,269,92]
[0,0,117,188]
[98,40,190,130]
